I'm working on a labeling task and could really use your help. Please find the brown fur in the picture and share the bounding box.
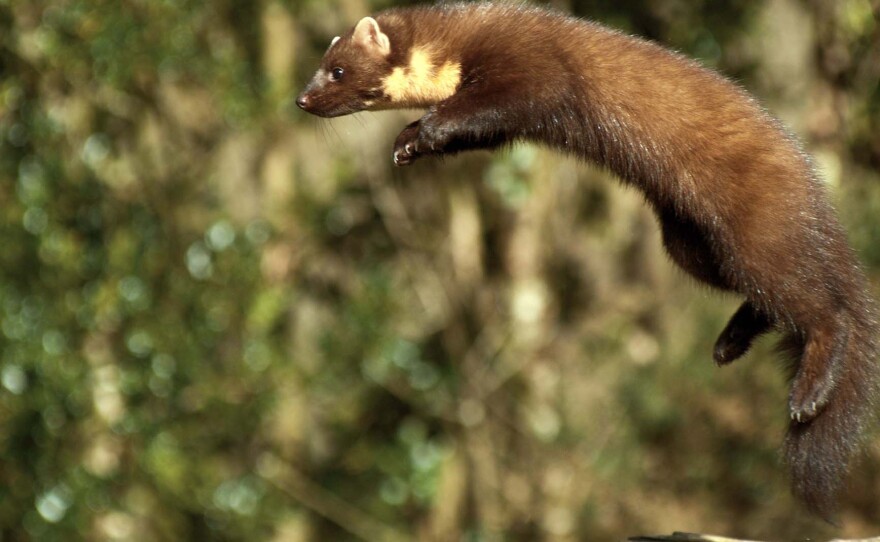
[298,2,880,520]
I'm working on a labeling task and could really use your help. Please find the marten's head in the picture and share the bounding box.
[297,17,394,118]
[297,16,462,117]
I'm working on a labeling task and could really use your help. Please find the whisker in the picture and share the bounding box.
[325,120,344,145]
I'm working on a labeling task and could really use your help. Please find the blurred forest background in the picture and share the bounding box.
[1,0,880,540]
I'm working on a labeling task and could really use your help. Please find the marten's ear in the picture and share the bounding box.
[353,17,391,56]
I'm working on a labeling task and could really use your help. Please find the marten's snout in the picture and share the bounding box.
[296,93,310,111]
[295,78,364,118]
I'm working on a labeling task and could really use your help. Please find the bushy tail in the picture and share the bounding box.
[781,312,880,521]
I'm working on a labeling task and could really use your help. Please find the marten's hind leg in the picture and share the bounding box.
[727,220,852,422]
[658,208,772,364]
[713,301,771,365]
[787,311,849,422]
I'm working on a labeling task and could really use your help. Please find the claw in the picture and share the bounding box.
[392,147,413,167]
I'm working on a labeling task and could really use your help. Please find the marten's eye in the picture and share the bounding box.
[330,67,344,81]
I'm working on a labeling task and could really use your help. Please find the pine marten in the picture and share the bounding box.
[296,2,879,520]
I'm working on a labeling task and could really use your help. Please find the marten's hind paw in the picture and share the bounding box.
[789,372,835,423]
[713,335,751,366]
[788,321,847,423]
[712,302,771,366]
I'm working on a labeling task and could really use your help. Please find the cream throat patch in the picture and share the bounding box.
[380,47,462,107]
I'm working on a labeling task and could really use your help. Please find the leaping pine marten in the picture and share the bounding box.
[296,2,879,520]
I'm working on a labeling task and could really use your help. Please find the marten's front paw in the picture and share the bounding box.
[392,116,454,166]
[393,122,422,166]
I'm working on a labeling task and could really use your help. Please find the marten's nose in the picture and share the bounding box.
[296,94,310,110]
